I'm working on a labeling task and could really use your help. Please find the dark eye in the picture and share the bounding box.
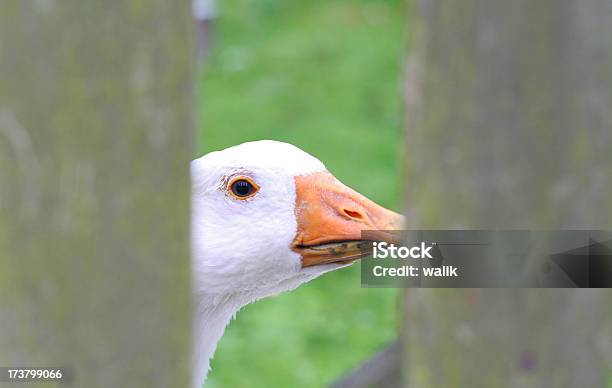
[228,177,259,199]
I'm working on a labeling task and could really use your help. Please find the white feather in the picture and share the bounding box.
[191,140,346,387]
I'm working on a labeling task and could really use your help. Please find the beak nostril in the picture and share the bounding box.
[343,209,364,220]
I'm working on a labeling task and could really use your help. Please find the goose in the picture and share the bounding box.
[191,140,404,387]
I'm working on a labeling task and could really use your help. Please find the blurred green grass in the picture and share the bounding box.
[197,0,405,386]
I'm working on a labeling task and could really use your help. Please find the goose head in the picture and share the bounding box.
[191,140,403,387]
[191,140,403,300]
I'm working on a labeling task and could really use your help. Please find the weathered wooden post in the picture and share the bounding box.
[0,2,192,387]
[403,0,612,386]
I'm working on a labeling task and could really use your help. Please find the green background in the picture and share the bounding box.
[196,0,405,386]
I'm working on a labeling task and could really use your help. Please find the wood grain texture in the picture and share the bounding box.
[404,0,612,229]
[0,2,193,387]
[403,0,612,387]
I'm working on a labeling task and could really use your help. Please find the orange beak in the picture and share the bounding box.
[292,171,405,267]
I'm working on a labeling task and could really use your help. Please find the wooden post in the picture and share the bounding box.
[403,0,612,386]
[0,2,193,387]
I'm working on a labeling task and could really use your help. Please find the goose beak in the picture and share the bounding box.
[292,171,405,267]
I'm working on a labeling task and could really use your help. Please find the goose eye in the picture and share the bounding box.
[228,177,259,200]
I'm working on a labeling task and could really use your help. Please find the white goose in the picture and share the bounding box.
[191,140,403,387]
